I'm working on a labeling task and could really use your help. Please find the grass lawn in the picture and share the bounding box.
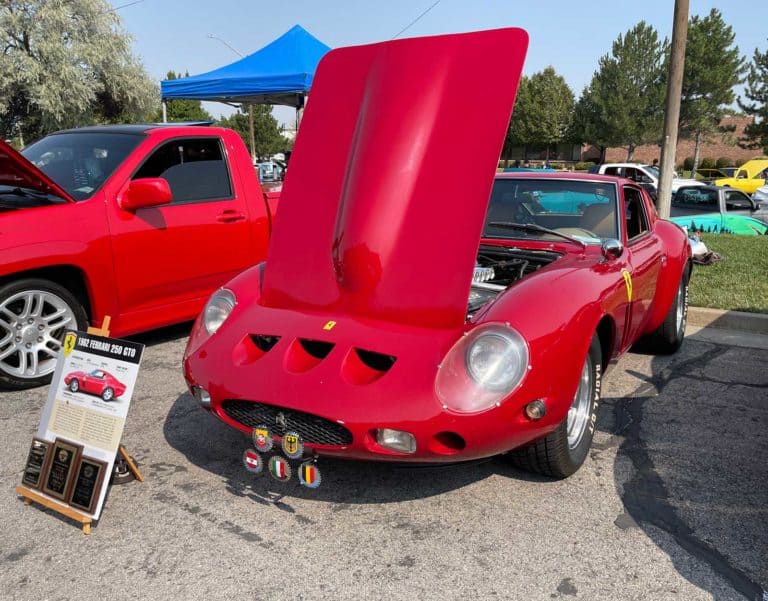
[688,234,768,314]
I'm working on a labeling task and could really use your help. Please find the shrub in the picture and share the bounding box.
[699,157,717,169]
[682,157,694,171]
[573,161,593,171]
[716,157,734,168]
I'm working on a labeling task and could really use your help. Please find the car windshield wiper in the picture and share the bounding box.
[0,186,66,206]
[487,221,586,249]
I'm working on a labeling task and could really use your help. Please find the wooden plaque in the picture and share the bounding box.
[21,438,52,490]
[68,456,107,514]
[42,438,83,501]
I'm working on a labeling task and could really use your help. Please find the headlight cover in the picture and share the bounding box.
[435,323,529,414]
[203,288,236,335]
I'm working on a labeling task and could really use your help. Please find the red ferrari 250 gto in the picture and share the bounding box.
[64,369,126,401]
[183,28,691,478]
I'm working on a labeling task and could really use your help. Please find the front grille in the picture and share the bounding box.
[221,400,353,446]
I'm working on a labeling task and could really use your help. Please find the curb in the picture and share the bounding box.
[687,306,768,335]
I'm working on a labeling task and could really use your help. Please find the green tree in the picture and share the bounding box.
[218,105,290,159]
[155,71,213,122]
[680,9,745,175]
[738,40,768,154]
[502,68,573,164]
[570,84,610,162]
[526,67,574,159]
[576,22,668,161]
[0,0,158,143]
[502,76,531,165]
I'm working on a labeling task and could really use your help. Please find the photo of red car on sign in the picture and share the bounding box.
[64,369,126,402]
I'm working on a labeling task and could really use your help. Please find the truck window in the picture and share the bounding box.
[724,190,752,210]
[133,138,233,203]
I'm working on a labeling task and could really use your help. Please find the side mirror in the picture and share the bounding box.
[119,178,172,211]
[601,238,624,260]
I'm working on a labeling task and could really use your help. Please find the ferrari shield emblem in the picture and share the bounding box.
[252,425,273,453]
[323,320,336,330]
[268,455,292,482]
[63,332,77,357]
[281,431,304,460]
[242,448,263,474]
[298,461,322,489]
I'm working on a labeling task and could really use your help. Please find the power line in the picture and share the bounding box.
[392,0,441,39]
[107,0,146,12]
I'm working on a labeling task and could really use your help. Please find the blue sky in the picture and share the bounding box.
[117,0,766,125]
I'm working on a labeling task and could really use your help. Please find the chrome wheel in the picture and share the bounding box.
[0,289,76,380]
[102,387,114,402]
[675,279,687,338]
[567,354,594,450]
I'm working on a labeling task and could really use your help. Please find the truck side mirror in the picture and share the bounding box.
[119,178,172,211]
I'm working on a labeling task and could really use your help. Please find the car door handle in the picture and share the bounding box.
[216,210,246,223]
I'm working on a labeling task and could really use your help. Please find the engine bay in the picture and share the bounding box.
[468,245,562,318]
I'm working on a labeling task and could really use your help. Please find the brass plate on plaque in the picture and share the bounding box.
[68,456,107,514]
[42,438,83,501]
[21,438,52,490]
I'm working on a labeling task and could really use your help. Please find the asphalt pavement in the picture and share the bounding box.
[0,321,766,601]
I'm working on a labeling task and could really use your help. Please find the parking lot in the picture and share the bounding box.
[1,324,766,601]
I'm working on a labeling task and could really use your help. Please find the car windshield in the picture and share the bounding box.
[89,370,105,378]
[22,132,144,201]
[484,178,619,243]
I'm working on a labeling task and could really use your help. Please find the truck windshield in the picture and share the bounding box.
[22,132,144,200]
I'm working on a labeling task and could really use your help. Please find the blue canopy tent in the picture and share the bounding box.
[160,25,331,108]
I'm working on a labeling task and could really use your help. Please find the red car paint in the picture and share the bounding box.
[64,369,126,400]
[0,126,274,337]
[184,29,691,466]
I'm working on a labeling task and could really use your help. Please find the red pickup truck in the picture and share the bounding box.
[0,124,275,389]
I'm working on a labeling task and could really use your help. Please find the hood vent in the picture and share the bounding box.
[251,334,281,353]
[342,348,396,385]
[285,338,335,373]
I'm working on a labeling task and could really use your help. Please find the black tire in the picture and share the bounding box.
[69,379,80,393]
[0,278,88,390]
[101,387,115,402]
[510,335,602,479]
[641,266,690,355]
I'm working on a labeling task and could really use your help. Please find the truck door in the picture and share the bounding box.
[107,136,253,328]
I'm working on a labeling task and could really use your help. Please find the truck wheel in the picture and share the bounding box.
[510,335,602,478]
[0,279,88,390]
[641,266,690,355]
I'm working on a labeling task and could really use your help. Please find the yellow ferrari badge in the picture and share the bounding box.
[322,320,337,331]
[622,270,633,302]
[63,332,77,357]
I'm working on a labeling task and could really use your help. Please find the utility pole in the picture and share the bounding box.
[207,34,257,162]
[657,0,689,218]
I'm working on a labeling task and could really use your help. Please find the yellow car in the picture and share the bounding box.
[715,159,768,195]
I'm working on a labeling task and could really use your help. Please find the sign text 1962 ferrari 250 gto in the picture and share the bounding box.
[183,28,691,479]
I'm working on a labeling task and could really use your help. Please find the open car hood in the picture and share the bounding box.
[0,139,75,203]
[261,28,528,329]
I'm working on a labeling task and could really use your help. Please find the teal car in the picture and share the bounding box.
[669,185,768,236]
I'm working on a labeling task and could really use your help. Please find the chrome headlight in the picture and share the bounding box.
[435,323,529,414]
[203,288,236,335]
[465,329,528,391]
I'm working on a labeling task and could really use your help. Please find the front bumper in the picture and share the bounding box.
[184,308,563,464]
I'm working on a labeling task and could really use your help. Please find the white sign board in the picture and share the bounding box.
[36,330,144,519]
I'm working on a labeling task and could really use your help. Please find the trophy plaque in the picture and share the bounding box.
[68,456,107,514]
[42,438,83,501]
[21,438,52,489]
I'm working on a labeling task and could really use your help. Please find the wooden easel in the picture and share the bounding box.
[17,316,143,534]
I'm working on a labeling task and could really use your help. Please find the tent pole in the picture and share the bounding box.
[162,100,167,123]
[248,104,256,163]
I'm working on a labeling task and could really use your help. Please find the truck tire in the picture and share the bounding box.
[0,278,88,390]
[510,335,602,478]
